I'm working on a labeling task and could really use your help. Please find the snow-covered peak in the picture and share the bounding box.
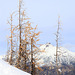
[40,43,56,57]
[38,43,75,66]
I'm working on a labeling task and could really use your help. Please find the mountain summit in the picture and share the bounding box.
[38,43,75,66]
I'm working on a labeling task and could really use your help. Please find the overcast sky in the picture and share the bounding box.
[0,0,75,55]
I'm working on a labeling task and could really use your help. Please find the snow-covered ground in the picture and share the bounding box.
[0,59,30,75]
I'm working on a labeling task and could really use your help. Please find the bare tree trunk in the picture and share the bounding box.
[17,0,22,68]
[56,16,60,75]
[6,36,9,62]
[31,37,35,75]
[24,42,27,70]
[10,15,13,65]
[31,37,33,75]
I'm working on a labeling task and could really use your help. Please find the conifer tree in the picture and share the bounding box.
[31,36,35,75]
[22,21,33,71]
[16,0,31,69]
[7,13,15,65]
[17,0,22,67]
[30,26,42,75]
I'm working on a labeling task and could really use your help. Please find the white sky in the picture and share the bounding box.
[0,0,75,55]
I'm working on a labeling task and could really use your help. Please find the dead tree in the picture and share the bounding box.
[55,16,62,75]
[6,36,10,62]
[10,14,13,65]
[17,0,23,68]
[7,13,15,65]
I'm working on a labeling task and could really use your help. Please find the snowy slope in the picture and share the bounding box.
[38,43,75,66]
[0,59,30,75]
